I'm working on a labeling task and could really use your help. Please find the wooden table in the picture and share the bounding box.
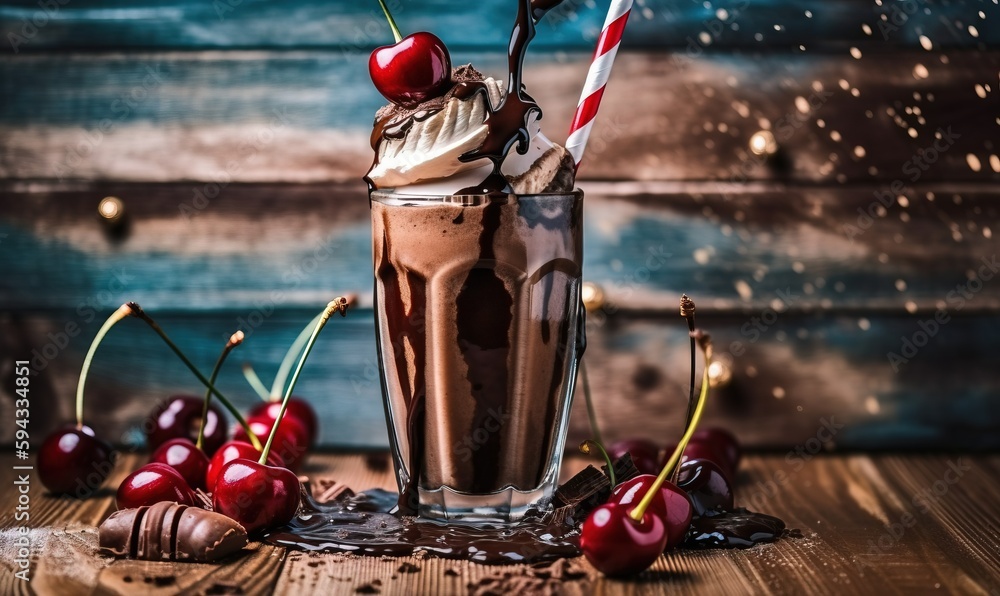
[1,453,997,595]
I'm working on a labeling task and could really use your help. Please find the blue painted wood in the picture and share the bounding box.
[2,51,998,183]
[1,182,997,313]
[1,0,997,454]
[584,313,1000,451]
[1,0,995,52]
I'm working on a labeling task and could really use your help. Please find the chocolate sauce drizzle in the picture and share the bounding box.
[374,226,426,515]
[454,201,512,493]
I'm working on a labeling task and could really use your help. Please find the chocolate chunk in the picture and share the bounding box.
[397,562,420,573]
[548,455,640,525]
[315,479,354,504]
[100,503,248,563]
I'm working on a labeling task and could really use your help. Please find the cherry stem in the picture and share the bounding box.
[580,440,615,487]
[631,333,713,521]
[259,297,349,465]
[197,331,244,451]
[580,358,604,447]
[125,302,261,451]
[675,294,697,487]
[241,363,271,401]
[270,311,323,400]
[681,295,697,434]
[376,0,403,43]
[75,304,133,429]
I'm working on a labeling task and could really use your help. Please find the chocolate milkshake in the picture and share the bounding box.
[366,0,581,519]
[372,189,581,519]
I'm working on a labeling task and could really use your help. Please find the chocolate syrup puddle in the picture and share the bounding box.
[264,457,786,565]
[264,487,580,565]
[683,508,786,549]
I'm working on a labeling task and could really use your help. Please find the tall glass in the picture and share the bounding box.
[371,189,584,522]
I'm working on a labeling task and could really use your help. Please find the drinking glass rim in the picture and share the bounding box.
[370,188,583,206]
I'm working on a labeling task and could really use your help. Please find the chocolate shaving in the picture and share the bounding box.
[469,556,588,596]
[205,582,244,595]
[373,64,486,125]
[194,489,213,510]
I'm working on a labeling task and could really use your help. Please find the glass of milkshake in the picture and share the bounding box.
[371,187,583,521]
[366,4,583,520]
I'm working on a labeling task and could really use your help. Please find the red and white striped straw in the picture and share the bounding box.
[566,0,634,169]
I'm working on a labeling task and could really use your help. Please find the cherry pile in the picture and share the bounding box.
[581,427,742,576]
[579,296,752,576]
[37,299,348,536]
[610,426,741,483]
[39,0,465,534]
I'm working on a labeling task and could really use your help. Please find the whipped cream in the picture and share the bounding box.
[366,72,574,195]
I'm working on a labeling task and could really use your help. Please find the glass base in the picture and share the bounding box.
[416,484,554,523]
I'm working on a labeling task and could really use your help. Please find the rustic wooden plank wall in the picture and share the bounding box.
[1,0,998,449]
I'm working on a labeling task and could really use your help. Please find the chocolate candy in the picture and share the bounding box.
[99,501,247,562]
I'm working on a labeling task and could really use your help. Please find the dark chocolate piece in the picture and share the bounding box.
[100,502,248,562]
[548,455,640,525]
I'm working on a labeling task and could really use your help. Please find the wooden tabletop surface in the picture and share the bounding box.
[1,452,997,595]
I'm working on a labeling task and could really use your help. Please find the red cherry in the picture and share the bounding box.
[676,458,734,516]
[149,437,210,490]
[205,440,283,492]
[247,398,318,446]
[212,459,300,534]
[610,475,694,550]
[117,462,197,510]
[146,395,228,456]
[580,502,667,576]
[691,427,741,471]
[233,414,309,472]
[609,439,661,475]
[38,425,115,498]
[686,441,736,479]
[369,32,452,108]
